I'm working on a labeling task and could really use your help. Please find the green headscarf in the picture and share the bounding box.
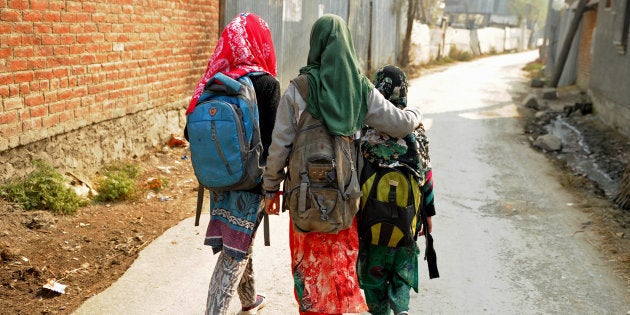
[299,14,374,136]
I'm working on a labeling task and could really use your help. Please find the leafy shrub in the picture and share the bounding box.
[0,160,87,214]
[95,162,141,202]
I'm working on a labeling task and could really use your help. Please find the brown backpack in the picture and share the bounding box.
[283,75,362,234]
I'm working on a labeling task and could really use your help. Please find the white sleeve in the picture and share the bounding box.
[363,88,423,138]
[262,83,302,192]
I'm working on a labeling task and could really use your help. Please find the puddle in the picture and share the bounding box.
[546,115,619,197]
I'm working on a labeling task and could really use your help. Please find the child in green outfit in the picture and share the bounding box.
[358,65,436,315]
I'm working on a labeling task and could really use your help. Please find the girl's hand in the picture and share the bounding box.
[264,191,281,215]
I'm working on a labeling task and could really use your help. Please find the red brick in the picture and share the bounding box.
[53,45,69,55]
[35,46,53,57]
[77,34,92,44]
[34,23,52,33]
[66,1,81,12]
[22,34,41,45]
[76,13,90,23]
[14,23,33,33]
[38,80,49,90]
[30,105,47,117]
[49,102,64,113]
[42,114,60,127]
[61,12,77,23]
[83,24,97,33]
[19,82,29,94]
[5,35,21,45]
[85,43,99,53]
[81,54,96,64]
[57,89,72,100]
[22,119,43,131]
[92,12,106,23]
[8,60,27,71]
[43,12,60,22]
[14,71,33,83]
[1,9,21,22]
[69,45,85,54]
[0,123,22,138]
[13,46,33,57]
[74,106,89,118]
[0,85,9,98]
[42,34,59,45]
[4,97,23,110]
[0,73,14,85]
[0,48,10,59]
[8,84,19,97]
[82,2,96,13]
[8,0,29,9]
[44,91,57,102]
[30,0,48,10]
[29,81,43,92]
[0,24,10,34]
[24,93,44,106]
[52,24,69,33]
[58,111,73,123]
[23,11,43,22]
[48,1,64,11]
[0,111,18,124]
[34,69,52,80]
[28,58,46,70]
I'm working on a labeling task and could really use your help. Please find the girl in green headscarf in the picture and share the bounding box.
[263,15,423,314]
[299,14,374,136]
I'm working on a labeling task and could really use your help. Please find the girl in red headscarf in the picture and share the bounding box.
[187,13,280,315]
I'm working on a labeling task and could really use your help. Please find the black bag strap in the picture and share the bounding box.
[421,190,439,279]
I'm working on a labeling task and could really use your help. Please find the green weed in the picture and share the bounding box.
[0,160,87,214]
[95,162,141,202]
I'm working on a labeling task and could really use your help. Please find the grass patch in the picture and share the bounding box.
[95,161,142,202]
[448,45,473,61]
[0,160,88,214]
[522,59,545,79]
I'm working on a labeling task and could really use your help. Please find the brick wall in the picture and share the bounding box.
[0,0,219,181]
[0,0,219,152]
[576,9,597,90]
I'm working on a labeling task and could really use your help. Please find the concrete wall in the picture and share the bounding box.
[0,1,220,181]
[411,24,531,66]
[590,1,630,137]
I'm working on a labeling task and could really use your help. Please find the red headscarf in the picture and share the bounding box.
[187,13,277,114]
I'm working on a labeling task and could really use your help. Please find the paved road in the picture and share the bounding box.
[75,51,629,314]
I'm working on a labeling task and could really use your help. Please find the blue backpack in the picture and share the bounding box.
[186,72,262,191]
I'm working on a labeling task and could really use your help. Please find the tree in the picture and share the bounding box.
[417,0,444,25]
[399,0,419,67]
[399,0,444,66]
[509,0,548,30]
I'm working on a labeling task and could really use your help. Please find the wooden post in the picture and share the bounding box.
[549,0,589,88]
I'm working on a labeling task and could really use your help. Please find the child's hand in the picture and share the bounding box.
[419,216,433,236]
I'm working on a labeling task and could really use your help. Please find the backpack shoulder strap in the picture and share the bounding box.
[291,74,309,101]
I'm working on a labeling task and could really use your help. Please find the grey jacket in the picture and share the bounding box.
[262,82,423,193]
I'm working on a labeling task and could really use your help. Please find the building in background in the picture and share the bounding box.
[443,0,518,28]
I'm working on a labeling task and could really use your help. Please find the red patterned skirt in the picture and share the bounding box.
[289,218,368,314]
